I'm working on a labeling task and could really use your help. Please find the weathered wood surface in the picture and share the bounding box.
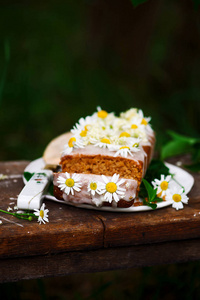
[0,156,200,282]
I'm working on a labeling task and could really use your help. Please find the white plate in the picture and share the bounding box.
[23,158,194,212]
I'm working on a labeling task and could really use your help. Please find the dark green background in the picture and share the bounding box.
[1,1,200,298]
[0,0,199,161]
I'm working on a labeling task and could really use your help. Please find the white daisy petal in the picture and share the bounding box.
[100,174,127,204]
[112,173,119,183]
[172,201,184,210]
[34,203,49,225]
[151,174,171,198]
[102,175,109,184]
[117,178,125,186]
[113,192,120,202]
[57,173,82,195]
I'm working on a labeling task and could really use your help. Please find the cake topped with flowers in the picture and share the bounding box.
[53,107,155,208]
[62,106,153,157]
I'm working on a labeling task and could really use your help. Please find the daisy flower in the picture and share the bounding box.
[94,137,113,149]
[152,174,172,198]
[122,117,144,132]
[34,203,49,225]
[120,108,138,120]
[57,172,82,195]
[87,180,102,196]
[114,146,133,158]
[165,187,189,210]
[99,174,126,203]
[62,136,85,155]
[96,106,108,119]
[138,109,151,126]
[71,116,94,134]
[128,138,141,149]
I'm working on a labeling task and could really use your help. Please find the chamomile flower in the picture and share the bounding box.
[97,106,108,119]
[152,174,172,198]
[87,180,102,196]
[138,109,151,126]
[71,116,94,134]
[57,172,82,195]
[119,131,131,138]
[62,136,85,155]
[122,117,144,132]
[120,108,138,120]
[94,137,113,149]
[127,137,141,148]
[165,187,189,210]
[34,203,49,225]
[100,173,126,203]
[114,146,133,158]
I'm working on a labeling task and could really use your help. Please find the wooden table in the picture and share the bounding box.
[0,156,200,283]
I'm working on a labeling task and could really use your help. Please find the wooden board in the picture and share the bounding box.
[0,156,200,282]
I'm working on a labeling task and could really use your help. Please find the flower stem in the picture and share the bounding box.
[0,209,37,221]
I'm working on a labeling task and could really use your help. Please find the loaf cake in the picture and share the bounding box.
[53,107,155,208]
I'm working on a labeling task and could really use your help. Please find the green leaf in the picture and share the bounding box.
[142,178,154,200]
[48,182,54,196]
[142,198,157,210]
[139,159,170,199]
[161,140,192,160]
[167,130,200,145]
[24,172,34,182]
[130,0,148,7]
[146,159,170,180]
[161,131,200,160]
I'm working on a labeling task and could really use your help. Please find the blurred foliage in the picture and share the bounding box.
[131,0,149,7]
[0,0,200,161]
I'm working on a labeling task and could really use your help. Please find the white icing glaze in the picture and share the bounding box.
[54,173,138,207]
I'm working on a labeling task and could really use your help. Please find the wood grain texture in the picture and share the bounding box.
[0,156,200,282]
[1,238,200,283]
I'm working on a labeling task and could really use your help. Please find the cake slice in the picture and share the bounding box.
[53,107,155,208]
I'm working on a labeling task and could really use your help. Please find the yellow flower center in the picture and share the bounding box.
[141,118,148,125]
[80,130,87,137]
[84,125,89,131]
[119,146,130,150]
[160,181,168,191]
[119,132,131,138]
[101,138,111,144]
[68,137,76,148]
[131,124,138,129]
[65,178,74,187]
[90,182,97,190]
[132,143,139,148]
[97,110,108,119]
[106,182,117,193]
[172,194,182,202]
[39,210,44,218]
